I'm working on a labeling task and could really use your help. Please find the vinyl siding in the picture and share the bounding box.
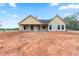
[20,17,42,24]
[49,16,65,24]
[48,16,66,31]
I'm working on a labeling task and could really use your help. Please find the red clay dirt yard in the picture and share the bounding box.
[0,32,79,56]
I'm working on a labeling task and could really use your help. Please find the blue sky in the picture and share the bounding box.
[0,3,79,28]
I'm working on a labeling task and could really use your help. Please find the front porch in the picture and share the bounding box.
[19,24,48,32]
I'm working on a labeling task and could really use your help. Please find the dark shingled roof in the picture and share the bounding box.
[39,20,49,24]
[18,15,66,25]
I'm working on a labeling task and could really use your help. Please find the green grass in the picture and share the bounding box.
[0,29,19,32]
[0,28,19,32]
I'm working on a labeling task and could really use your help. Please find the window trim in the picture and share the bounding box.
[49,25,52,30]
[58,25,60,30]
[62,25,64,30]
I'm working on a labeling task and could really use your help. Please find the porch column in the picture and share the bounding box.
[29,24,31,31]
[40,25,42,32]
[47,24,49,31]
[64,24,66,31]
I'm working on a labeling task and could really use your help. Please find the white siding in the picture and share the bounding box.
[48,24,66,31]
[19,25,30,31]
[19,25,23,31]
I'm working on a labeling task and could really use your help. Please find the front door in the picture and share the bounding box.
[34,26,38,32]
[42,26,47,32]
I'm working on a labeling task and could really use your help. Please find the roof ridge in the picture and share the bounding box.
[18,15,42,24]
[49,15,66,24]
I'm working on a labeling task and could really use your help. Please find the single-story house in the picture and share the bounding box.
[18,15,66,32]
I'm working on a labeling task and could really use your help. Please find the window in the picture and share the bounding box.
[24,25,26,30]
[31,25,33,30]
[49,25,52,30]
[62,25,64,30]
[58,25,60,30]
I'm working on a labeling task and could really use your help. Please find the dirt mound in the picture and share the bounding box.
[0,32,79,56]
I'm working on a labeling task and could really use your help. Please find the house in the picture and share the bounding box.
[18,15,66,32]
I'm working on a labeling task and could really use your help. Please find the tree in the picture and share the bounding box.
[64,15,79,30]
[0,21,2,28]
[74,12,79,20]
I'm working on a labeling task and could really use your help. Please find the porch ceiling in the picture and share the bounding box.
[20,24,48,25]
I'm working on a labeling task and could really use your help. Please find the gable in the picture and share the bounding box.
[19,15,42,25]
[49,15,65,25]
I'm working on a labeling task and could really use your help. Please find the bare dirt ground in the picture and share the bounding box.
[0,31,79,56]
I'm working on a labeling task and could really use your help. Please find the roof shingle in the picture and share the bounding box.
[39,20,49,24]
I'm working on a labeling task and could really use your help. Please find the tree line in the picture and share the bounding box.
[64,12,79,30]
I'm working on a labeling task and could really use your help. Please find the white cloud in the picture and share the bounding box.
[49,3,59,6]
[8,3,16,7]
[64,13,71,17]
[1,10,6,13]
[7,14,10,16]
[12,14,18,18]
[59,4,79,10]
